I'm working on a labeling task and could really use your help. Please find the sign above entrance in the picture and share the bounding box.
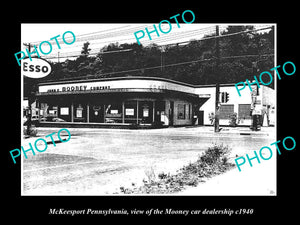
[38,78,197,95]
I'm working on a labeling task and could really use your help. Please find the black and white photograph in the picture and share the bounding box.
[20,23,277,196]
[5,5,298,220]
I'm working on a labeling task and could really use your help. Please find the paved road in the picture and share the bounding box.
[22,127,275,195]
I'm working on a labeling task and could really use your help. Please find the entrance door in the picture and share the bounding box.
[154,101,165,123]
[198,110,204,125]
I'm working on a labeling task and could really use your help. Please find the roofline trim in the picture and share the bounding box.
[38,76,196,88]
[37,76,243,88]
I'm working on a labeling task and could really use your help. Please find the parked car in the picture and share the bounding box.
[52,117,66,122]
[23,116,39,126]
[40,116,66,122]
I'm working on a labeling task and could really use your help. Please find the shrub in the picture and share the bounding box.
[221,156,229,165]
[158,172,168,179]
[229,113,237,127]
[144,167,156,183]
[23,125,38,137]
[199,143,230,165]
[118,143,233,194]
[208,112,215,125]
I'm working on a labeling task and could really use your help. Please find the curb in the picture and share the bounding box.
[216,127,275,136]
[220,131,273,136]
[183,127,274,136]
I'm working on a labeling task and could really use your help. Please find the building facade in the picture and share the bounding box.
[34,76,275,128]
[194,83,275,126]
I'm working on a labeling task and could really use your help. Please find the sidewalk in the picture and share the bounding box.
[21,126,276,147]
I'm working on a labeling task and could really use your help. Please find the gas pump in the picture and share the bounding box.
[250,83,262,131]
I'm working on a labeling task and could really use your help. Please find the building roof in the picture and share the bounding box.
[38,76,194,87]
[38,76,242,88]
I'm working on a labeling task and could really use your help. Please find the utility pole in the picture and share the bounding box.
[214,25,220,132]
[160,46,165,72]
[23,42,34,136]
[23,42,32,53]
[215,83,220,132]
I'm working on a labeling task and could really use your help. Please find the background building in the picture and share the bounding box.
[194,84,275,127]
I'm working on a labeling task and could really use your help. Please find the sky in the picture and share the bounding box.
[21,23,273,63]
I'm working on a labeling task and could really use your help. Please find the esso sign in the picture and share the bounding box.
[21,58,51,78]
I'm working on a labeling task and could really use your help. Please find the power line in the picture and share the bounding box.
[43,29,207,58]
[26,25,218,53]
[90,25,272,51]
[69,26,217,48]
[73,25,216,45]
[74,25,132,38]
[25,25,272,55]
[154,26,273,48]
[40,25,273,62]
[135,26,217,46]
[28,25,148,46]
[43,48,133,60]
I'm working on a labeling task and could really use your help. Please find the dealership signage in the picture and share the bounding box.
[38,79,196,95]
[47,85,111,93]
[22,58,52,78]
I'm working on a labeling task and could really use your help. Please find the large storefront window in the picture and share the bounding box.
[38,98,168,125]
[74,104,86,122]
[59,106,70,122]
[124,101,137,123]
[60,107,69,116]
[40,103,60,122]
[105,103,122,123]
[89,104,103,123]
[138,101,153,124]
[238,104,251,119]
[219,104,234,119]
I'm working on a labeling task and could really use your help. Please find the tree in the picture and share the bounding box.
[39,25,274,87]
[81,42,91,56]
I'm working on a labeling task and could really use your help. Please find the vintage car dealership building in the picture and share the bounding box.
[34,76,275,128]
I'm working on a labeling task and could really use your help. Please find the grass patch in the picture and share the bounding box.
[118,143,235,194]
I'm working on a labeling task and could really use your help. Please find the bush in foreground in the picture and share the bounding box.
[118,143,235,194]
